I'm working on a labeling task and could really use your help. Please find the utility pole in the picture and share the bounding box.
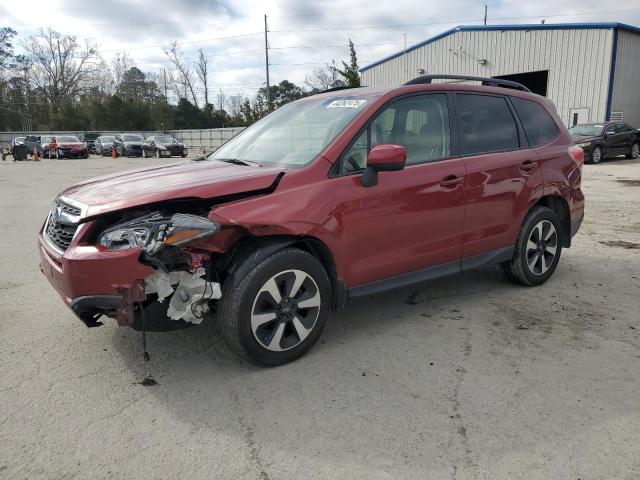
[484,5,488,25]
[264,14,271,111]
[163,68,168,100]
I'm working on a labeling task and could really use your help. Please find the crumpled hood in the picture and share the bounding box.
[62,160,284,218]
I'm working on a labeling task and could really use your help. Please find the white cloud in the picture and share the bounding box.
[2,0,639,101]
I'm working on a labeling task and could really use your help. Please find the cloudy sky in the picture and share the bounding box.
[1,0,639,102]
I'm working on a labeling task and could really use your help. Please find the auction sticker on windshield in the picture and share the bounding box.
[327,99,367,108]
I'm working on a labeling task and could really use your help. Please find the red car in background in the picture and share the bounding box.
[49,135,89,159]
[39,75,584,366]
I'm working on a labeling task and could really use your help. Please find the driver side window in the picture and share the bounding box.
[339,94,450,173]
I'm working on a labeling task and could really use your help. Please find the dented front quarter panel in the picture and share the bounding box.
[206,158,347,277]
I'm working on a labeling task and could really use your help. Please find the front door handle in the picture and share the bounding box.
[520,160,538,174]
[440,175,463,188]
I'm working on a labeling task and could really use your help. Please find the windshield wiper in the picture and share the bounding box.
[217,158,261,167]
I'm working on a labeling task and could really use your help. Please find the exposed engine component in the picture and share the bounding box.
[144,268,221,324]
[167,268,221,324]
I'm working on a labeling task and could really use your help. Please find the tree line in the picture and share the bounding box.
[0,27,360,131]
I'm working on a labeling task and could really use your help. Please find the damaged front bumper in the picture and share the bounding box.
[38,219,221,330]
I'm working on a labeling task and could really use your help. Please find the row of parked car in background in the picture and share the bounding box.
[3,132,188,160]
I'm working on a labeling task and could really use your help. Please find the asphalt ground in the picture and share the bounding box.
[1,154,639,479]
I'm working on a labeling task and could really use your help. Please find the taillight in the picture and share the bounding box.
[568,145,584,168]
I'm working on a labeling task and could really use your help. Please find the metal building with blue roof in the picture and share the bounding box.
[360,23,640,126]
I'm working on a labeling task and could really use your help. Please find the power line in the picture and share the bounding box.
[270,9,640,33]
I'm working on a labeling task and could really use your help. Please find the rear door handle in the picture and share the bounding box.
[440,175,463,188]
[520,160,538,174]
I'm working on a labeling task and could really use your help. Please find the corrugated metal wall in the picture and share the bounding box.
[361,28,615,126]
[611,30,640,127]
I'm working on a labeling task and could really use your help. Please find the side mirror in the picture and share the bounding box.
[361,144,407,187]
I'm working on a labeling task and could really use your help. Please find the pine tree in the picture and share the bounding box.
[335,39,360,87]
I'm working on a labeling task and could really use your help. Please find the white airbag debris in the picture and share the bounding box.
[144,270,176,302]
[166,268,221,324]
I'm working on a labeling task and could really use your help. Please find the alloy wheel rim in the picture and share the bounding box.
[593,148,601,163]
[633,144,639,158]
[526,220,558,276]
[250,269,321,352]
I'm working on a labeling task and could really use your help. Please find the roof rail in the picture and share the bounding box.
[321,85,357,93]
[403,74,531,92]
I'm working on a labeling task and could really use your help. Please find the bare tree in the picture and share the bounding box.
[163,41,198,107]
[304,61,344,92]
[226,94,243,117]
[216,89,226,111]
[22,28,100,109]
[196,48,209,106]
[111,51,134,90]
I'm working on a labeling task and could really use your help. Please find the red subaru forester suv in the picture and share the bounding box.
[39,75,584,365]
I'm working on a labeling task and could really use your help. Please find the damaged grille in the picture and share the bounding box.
[44,197,85,253]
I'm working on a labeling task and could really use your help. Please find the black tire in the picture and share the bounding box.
[589,146,603,164]
[501,206,563,286]
[627,142,639,159]
[219,248,332,366]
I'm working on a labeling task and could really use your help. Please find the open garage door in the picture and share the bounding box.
[493,70,548,96]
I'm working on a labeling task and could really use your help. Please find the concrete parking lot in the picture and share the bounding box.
[1,155,639,479]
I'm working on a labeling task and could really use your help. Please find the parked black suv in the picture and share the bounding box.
[79,132,102,153]
[569,122,639,164]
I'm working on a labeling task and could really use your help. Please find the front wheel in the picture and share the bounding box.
[590,146,603,164]
[627,142,639,159]
[501,206,563,286]
[219,248,331,366]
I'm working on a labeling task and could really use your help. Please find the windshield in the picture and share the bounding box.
[569,124,604,136]
[101,136,115,142]
[57,136,80,142]
[156,135,175,144]
[123,135,143,141]
[209,95,369,167]
[41,137,51,142]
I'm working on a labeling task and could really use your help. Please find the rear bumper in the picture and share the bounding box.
[38,222,154,325]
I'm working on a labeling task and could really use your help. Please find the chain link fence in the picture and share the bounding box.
[0,127,245,154]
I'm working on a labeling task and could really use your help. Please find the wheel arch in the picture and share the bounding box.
[533,195,571,247]
[221,234,345,310]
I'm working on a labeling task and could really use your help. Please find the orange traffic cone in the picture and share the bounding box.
[112,146,116,159]
[34,147,40,161]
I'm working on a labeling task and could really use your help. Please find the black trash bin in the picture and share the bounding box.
[12,144,28,161]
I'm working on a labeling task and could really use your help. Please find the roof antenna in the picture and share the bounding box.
[541,19,546,24]
[484,5,487,26]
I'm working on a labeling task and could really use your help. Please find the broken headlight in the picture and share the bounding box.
[98,212,219,253]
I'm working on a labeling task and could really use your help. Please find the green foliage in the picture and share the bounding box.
[334,39,360,87]
[0,27,362,131]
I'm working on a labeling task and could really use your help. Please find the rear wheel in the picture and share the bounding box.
[590,146,602,164]
[219,248,331,366]
[627,142,639,159]
[501,206,563,286]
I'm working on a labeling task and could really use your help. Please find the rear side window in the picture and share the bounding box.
[511,97,559,147]
[456,94,519,155]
